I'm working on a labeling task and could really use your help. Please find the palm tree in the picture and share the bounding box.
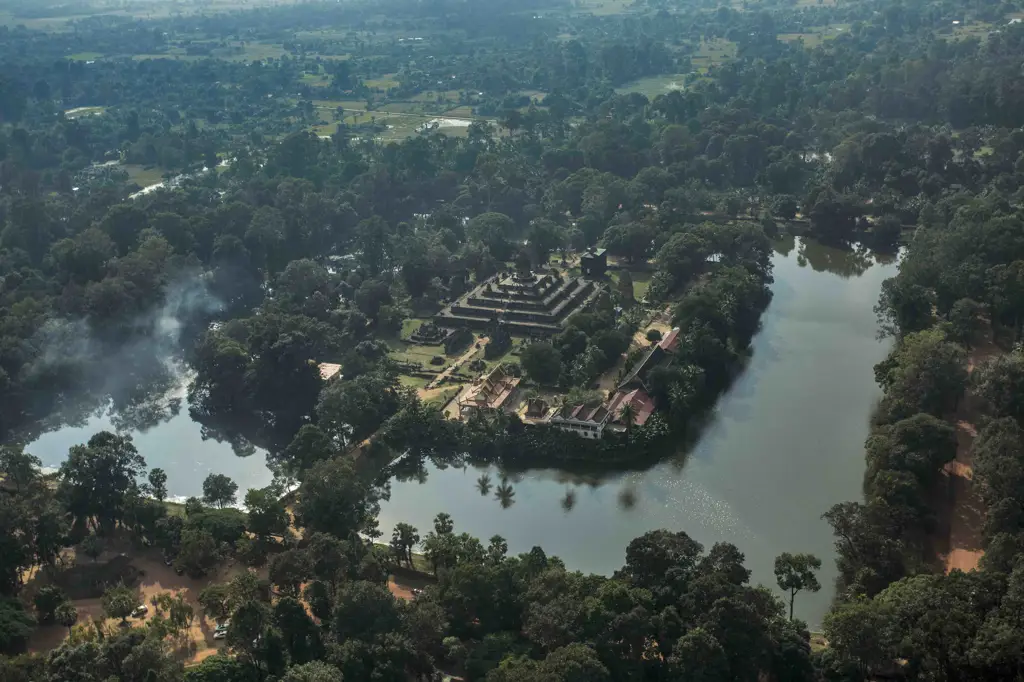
[55,601,78,635]
[495,478,516,509]
[476,474,493,496]
[620,402,637,443]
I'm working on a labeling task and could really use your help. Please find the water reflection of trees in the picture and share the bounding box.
[774,235,894,279]
[494,478,516,508]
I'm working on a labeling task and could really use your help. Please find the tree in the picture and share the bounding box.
[332,581,402,644]
[58,432,145,533]
[245,487,289,540]
[175,529,220,578]
[269,550,312,597]
[296,457,384,540]
[0,598,34,655]
[148,468,168,503]
[946,298,983,347]
[0,446,41,491]
[280,424,334,477]
[198,584,233,623]
[33,585,68,623]
[183,655,252,682]
[202,474,238,508]
[616,270,635,304]
[619,402,637,443]
[102,584,140,625]
[645,329,662,344]
[316,370,402,445]
[668,628,729,682]
[774,553,821,620]
[390,523,420,568]
[280,661,344,682]
[55,601,78,634]
[79,533,103,563]
[521,343,562,385]
[973,351,1024,426]
[467,212,516,261]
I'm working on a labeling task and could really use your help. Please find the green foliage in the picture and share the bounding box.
[175,529,221,579]
[58,432,146,533]
[33,585,68,624]
[202,474,239,508]
[0,598,34,655]
[296,457,384,540]
[101,584,140,623]
[521,343,562,385]
[774,553,822,621]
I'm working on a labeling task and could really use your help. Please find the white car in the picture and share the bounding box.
[213,630,227,640]
[131,605,148,618]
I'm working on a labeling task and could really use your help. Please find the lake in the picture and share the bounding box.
[21,236,896,626]
[376,237,898,627]
[25,380,274,501]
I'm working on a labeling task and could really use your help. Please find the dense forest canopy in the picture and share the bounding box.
[3,0,1024,678]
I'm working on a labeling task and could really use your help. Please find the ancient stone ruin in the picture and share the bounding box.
[436,268,604,336]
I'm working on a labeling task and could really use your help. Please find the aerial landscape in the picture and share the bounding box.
[1,0,1024,679]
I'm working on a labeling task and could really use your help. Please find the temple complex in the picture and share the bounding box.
[435,267,605,336]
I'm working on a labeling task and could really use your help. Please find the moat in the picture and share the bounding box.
[377,237,898,627]
[23,237,897,627]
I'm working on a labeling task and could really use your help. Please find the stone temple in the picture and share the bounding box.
[436,267,604,336]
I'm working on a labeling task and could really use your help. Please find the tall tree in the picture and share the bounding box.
[774,553,821,620]
[202,474,238,508]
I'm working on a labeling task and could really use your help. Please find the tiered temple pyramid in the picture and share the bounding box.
[436,267,604,336]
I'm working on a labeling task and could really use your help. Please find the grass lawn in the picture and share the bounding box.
[777,24,850,48]
[612,269,653,301]
[365,74,401,90]
[123,165,167,188]
[399,375,431,389]
[313,99,368,111]
[235,42,287,61]
[443,105,475,117]
[615,74,689,98]
[401,318,429,338]
[164,500,187,517]
[390,341,446,369]
[68,52,104,61]
[300,71,331,86]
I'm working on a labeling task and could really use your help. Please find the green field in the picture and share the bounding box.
[615,74,690,98]
[365,75,401,91]
[575,0,637,15]
[691,38,737,73]
[124,165,167,188]
[777,25,850,48]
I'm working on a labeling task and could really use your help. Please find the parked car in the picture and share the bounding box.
[131,605,148,618]
[215,620,230,632]
[213,630,227,640]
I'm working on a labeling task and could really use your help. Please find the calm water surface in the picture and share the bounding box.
[22,237,896,626]
[25,382,273,500]
[377,238,898,627]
